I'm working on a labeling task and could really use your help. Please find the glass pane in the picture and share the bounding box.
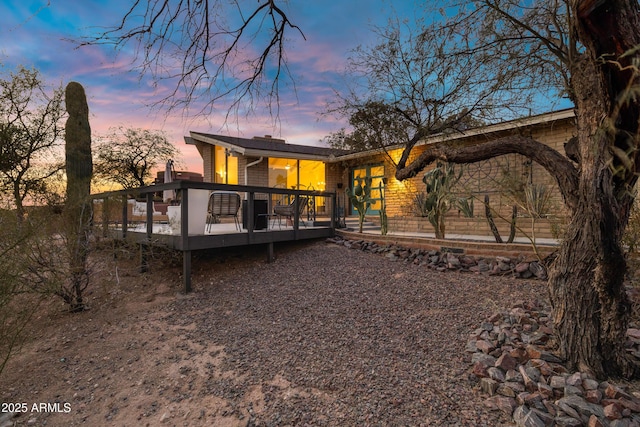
[299,160,325,191]
[370,165,384,177]
[214,146,226,183]
[227,156,238,185]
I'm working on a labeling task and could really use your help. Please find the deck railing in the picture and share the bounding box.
[91,182,337,292]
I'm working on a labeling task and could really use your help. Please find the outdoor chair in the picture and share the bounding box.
[273,196,308,229]
[206,191,241,232]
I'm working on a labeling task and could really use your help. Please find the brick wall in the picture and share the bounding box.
[342,115,574,240]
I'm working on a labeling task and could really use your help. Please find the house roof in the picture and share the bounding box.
[333,108,576,161]
[186,132,351,161]
[186,109,576,163]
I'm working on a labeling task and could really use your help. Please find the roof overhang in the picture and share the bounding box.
[187,132,333,162]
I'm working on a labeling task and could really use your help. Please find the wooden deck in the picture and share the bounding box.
[92,182,337,292]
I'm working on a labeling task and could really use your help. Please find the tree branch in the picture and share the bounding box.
[395,135,580,210]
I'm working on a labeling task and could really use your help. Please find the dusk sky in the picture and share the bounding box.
[1,1,423,174]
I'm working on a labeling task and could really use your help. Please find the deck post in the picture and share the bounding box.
[266,242,275,263]
[183,250,192,293]
[122,194,128,238]
[139,191,153,273]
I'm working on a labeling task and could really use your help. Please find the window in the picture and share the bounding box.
[214,146,238,184]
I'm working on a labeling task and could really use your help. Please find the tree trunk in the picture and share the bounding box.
[543,0,640,378]
[548,178,633,378]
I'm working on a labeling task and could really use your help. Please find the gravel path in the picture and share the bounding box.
[160,239,547,426]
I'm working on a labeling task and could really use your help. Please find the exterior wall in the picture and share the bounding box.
[201,143,214,183]
[338,116,575,240]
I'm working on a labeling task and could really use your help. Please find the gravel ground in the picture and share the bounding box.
[2,238,548,426]
[164,239,546,426]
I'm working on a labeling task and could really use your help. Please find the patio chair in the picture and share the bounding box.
[206,191,241,232]
[273,196,308,229]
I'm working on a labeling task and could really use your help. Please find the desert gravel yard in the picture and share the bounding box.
[1,239,547,426]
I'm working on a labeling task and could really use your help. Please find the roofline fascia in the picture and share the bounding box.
[189,131,336,162]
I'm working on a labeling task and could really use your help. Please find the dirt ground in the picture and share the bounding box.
[0,239,595,426]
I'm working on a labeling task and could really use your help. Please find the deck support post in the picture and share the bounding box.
[266,242,275,263]
[183,250,192,293]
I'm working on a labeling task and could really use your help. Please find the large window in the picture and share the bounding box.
[214,146,238,184]
[268,159,325,191]
[268,158,326,213]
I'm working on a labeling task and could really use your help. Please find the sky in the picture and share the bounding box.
[0,0,423,174]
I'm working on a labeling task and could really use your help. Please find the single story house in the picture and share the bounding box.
[185,109,575,240]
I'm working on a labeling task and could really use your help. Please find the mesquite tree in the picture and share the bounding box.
[394,1,640,379]
[64,82,92,312]
[0,67,65,221]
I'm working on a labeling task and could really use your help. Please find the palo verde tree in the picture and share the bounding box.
[377,1,640,379]
[0,66,65,221]
[93,127,179,189]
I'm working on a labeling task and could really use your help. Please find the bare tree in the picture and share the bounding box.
[94,127,180,189]
[325,18,520,156]
[386,0,640,379]
[83,0,304,120]
[0,67,65,221]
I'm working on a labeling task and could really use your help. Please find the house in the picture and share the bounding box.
[185,109,575,240]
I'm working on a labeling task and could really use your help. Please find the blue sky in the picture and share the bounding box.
[0,0,422,173]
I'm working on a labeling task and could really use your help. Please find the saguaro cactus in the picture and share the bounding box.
[64,82,92,312]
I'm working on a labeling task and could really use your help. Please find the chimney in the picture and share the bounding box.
[252,135,286,143]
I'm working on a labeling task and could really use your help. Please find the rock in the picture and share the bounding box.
[604,402,623,420]
[472,352,497,366]
[566,372,582,386]
[550,376,566,389]
[515,262,530,273]
[538,350,562,364]
[605,384,632,400]
[484,396,517,416]
[496,353,518,372]
[618,397,640,412]
[476,339,496,354]
[529,262,547,279]
[480,377,499,396]
[506,369,524,383]
[587,415,605,427]
[564,385,584,396]
[538,382,554,399]
[554,416,583,427]
[556,394,606,419]
[512,405,547,427]
[610,419,632,427]
[585,389,603,404]
[488,367,506,382]
[498,261,512,271]
[582,378,600,391]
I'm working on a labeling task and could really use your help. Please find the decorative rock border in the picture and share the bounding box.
[327,236,549,280]
[468,300,640,427]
